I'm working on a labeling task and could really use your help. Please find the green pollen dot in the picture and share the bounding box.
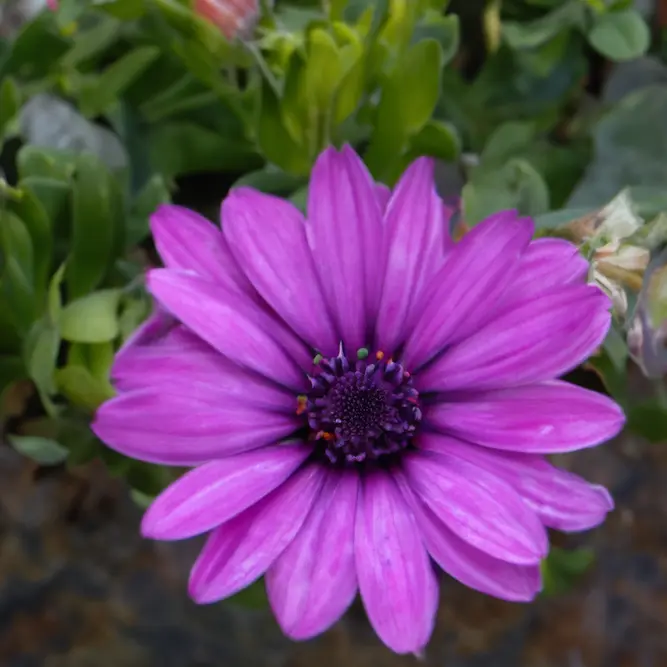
[313,354,323,365]
[357,348,369,360]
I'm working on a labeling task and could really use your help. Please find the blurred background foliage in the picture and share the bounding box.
[1,0,667,602]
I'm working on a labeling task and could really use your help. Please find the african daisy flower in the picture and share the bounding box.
[93,146,624,654]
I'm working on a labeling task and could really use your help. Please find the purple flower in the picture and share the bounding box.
[93,146,624,654]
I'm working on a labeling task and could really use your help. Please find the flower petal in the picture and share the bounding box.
[189,463,325,603]
[141,443,309,540]
[403,211,534,370]
[508,238,588,301]
[426,380,624,453]
[147,269,310,390]
[150,204,251,293]
[266,470,359,639]
[419,437,614,532]
[92,387,300,465]
[355,471,438,654]
[375,158,445,354]
[418,283,611,393]
[376,183,391,211]
[404,445,548,564]
[111,325,294,411]
[111,307,177,388]
[223,188,338,355]
[307,145,384,351]
[394,471,542,601]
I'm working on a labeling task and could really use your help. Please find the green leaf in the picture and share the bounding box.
[502,2,585,51]
[24,319,60,398]
[66,154,120,300]
[0,15,70,81]
[60,15,121,68]
[541,547,595,596]
[257,81,312,176]
[568,86,667,207]
[9,186,54,306]
[412,14,459,66]
[78,46,161,117]
[365,38,444,179]
[626,401,667,443]
[131,489,155,509]
[305,28,344,112]
[0,211,36,335]
[588,9,650,62]
[462,158,550,225]
[227,579,269,609]
[60,289,122,344]
[7,435,69,466]
[534,207,594,231]
[0,77,20,140]
[233,169,307,196]
[333,53,366,125]
[55,365,115,412]
[68,342,115,392]
[127,175,171,247]
[409,119,461,162]
[17,146,77,183]
[480,121,537,166]
[149,122,261,179]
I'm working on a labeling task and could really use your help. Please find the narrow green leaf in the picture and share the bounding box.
[8,435,69,466]
[0,77,20,139]
[66,155,118,300]
[78,46,161,117]
[257,81,311,176]
[55,365,115,412]
[365,38,443,179]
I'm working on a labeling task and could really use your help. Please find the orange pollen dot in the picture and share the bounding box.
[376,351,385,360]
[296,396,307,415]
[316,431,335,441]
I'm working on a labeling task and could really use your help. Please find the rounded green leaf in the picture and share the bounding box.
[462,158,550,225]
[588,9,650,62]
[60,289,122,343]
[409,119,461,162]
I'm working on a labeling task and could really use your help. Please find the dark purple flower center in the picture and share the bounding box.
[301,348,421,465]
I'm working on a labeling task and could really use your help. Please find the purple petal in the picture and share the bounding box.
[92,388,299,465]
[417,283,611,393]
[394,471,542,601]
[375,158,445,354]
[355,471,438,654]
[223,188,338,356]
[266,470,359,639]
[404,447,548,564]
[112,325,294,411]
[141,443,309,540]
[376,183,391,211]
[112,307,177,387]
[307,145,384,351]
[147,269,311,390]
[403,211,534,370]
[426,380,624,453]
[189,463,325,603]
[418,437,614,532]
[508,238,588,301]
[150,205,252,293]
